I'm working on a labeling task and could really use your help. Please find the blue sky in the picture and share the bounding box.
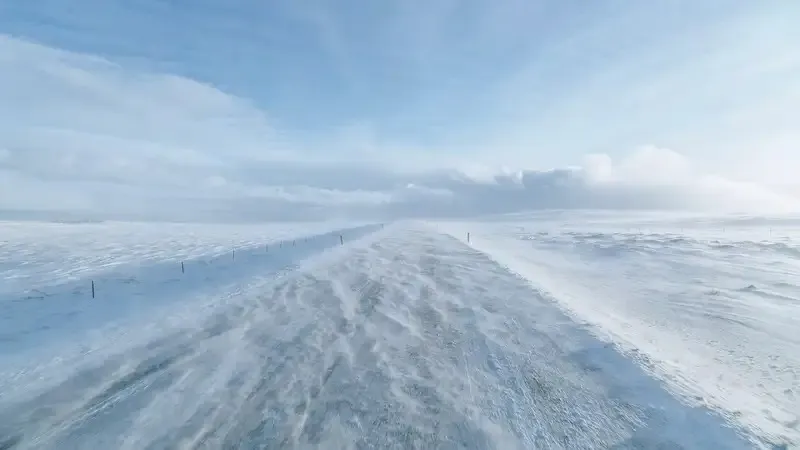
[1,1,799,220]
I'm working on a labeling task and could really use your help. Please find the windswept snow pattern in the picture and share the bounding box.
[438,211,800,448]
[0,220,365,296]
[0,221,379,366]
[0,219,761,449]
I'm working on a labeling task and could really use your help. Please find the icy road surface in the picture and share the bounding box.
[0,221,762,449]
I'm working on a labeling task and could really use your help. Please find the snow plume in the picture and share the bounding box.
[0,35,797,222]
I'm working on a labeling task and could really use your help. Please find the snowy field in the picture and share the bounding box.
[439,211,800,448]
[0,220,379,362]
[0,213,797,449]
[0,220,368,296]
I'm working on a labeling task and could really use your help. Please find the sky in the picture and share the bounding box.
[0,0,799,221]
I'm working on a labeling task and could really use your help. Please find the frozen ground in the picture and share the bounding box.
[0,220,365,296]
[0,215,795,449]
[0,221,378,360]
[439,211,800,448]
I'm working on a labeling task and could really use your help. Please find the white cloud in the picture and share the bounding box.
[583,146,693,186]
[0,34,797,222]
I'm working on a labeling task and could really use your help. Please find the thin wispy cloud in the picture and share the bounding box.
[0,1,798,221]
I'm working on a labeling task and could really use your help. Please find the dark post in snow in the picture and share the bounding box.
[232,249,235,261]
[340,235,343,245]
[91,280,95,299]
[467,232,470,243]
[181,261,185,274]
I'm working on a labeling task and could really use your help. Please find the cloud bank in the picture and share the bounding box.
[1,35,797,222]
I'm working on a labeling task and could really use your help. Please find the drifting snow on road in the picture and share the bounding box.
[439,211,800,448]
[0,220,763,449]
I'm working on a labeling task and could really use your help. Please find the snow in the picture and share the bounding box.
[0,221,378,364]
[0,220,364,296]
[0,215,795,448]
[437,211,800,448]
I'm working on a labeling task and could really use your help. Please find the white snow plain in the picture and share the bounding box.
[0,214,796,449]
[0,220,378,362]
[0,220,363,296]
[439,211,800,448]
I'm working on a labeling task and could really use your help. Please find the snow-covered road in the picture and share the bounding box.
[0,222,763,449]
